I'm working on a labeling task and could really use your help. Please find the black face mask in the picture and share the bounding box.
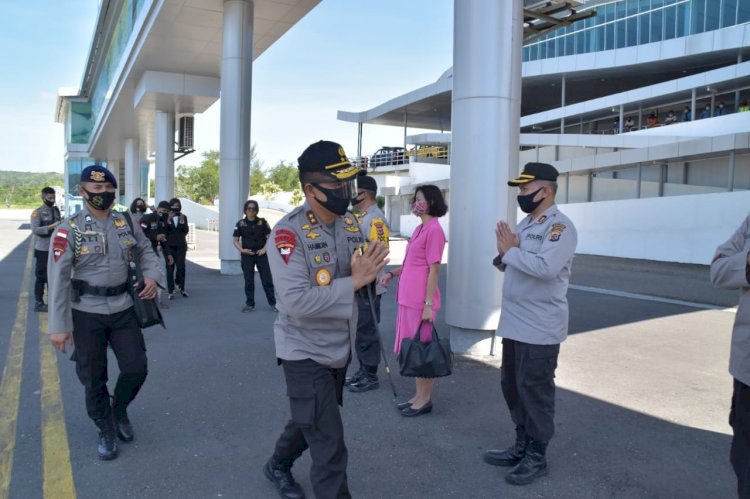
[135,205,146,213]
[517,187,545,214]
[43,199,55,207]
[83,188,116,211]
[312,184,353,216]
[158,212,168,221]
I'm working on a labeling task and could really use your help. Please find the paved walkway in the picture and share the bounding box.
[0,209,738,498]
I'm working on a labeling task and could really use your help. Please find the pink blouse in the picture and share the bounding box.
[396,217,446,310]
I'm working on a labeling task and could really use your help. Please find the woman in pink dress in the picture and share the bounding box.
[379,185,447,417]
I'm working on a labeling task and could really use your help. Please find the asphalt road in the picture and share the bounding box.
[0,211,738,498]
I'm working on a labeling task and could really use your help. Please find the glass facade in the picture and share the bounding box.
[84,0,149,144]
[523,0,750,62]
[70,102,93,144]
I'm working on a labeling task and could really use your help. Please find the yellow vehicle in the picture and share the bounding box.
[406,145,449,159]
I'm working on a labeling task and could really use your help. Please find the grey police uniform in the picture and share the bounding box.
[352,204,390,375]
[493,204,577,444]
[30,203,62,303]
[47,205,164,423]
[710,214,750,497]
[267,201,365,499]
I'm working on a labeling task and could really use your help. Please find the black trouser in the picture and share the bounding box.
[71,308,148,422]
[34,249,48,302]
[273,359,350,499]
[355,292,381,371]
[500,338,559,443]
[241,253,275,307]
[731,378,750,498]
[167,245,187,293]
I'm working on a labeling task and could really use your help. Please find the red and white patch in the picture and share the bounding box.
[52,229,69,262]
[275,229,296,264]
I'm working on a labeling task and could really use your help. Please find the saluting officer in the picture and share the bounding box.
[483,162,577,486]
[30,186,62,311]
[346,174,390,393]
[263,141,388,499]
[232,199,277,312]
[47,165,165,461]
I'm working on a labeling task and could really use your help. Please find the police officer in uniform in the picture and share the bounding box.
[233,199,277,312]
[263,141,389,499]
[345,175,390,393]
[30,186,62,311]
[482,162,577,486]
[140,201,173,308]
[47,165,165,461]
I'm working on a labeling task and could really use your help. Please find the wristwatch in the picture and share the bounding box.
[424,300,432,306]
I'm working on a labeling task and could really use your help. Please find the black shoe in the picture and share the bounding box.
[344,368,366,387]
[348,375,379,393]
[180,289,189,297]
[114,413,134,442]
[34,301,48,312]
[396,401,412,410]
[483,436,528,467]
[242,305,255,313]
[94,418,118,461]
[264,460,305,499]
[400,401,432,417]
[505,440,548,486]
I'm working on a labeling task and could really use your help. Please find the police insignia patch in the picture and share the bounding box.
[114,218,126,228]
[344,216,353,225]
[31,211,38,218]
[306,231,321,240]
[315,268,331,286]
[52,229,69,262]
[275,229,296,264]
[323,252,331,262]
[306,211,319,226]
[548,231,561,242]
[537,215,548,223]
[90,171,106,182]
[344,226,359,233]
[314,255,322,264]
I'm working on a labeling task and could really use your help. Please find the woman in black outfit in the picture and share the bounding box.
[166,198,189,299]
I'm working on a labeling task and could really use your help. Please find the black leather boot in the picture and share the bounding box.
[94,417,118,461]
[505,439,548,485]
[112,397,134,442]
[263,458,305,499]
[482,429,528,467]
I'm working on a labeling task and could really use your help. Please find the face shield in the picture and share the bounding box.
[310,178,358,216]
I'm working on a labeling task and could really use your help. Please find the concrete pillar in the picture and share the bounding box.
[446,0,522,354]
[124,138,141,203]
[155,111,175,204]
[219,0,253,275]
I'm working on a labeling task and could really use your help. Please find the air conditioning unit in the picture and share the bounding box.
[178,116,194,152]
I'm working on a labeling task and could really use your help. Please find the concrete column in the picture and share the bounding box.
[219,0,253,275]
[108,159,121,201]
[155,111,175,204]
[124,138,141,203]
[447,0,522,354]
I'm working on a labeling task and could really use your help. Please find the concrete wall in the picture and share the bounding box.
[563,190,750,264]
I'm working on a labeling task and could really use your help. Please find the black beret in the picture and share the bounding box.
[80,165,117,188]
[357,175,378,192]
[297,140,362,181]
[157,201,171,209]
[508,162,559,186]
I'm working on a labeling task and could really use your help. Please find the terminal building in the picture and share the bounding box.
[340,0,750,265]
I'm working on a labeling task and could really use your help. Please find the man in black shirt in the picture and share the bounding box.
[232,199,276,312]
[166,198,189,299]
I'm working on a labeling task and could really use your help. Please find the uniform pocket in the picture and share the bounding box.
[287,383,316,428]
[522,344,560,386]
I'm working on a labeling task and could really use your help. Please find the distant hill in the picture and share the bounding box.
[0,171,64,208]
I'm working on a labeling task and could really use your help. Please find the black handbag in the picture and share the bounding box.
[398,321,452,378]
[123,213,165,329]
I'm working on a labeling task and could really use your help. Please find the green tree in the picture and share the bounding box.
[250,144,266,195]
[259,181,281,197]
[267,161,299,192]
[290,188,304,207]
[0,171,63,208]
[175,150,220,204]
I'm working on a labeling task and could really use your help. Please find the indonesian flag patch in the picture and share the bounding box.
[275,229,296,264]
[52,229,69,262]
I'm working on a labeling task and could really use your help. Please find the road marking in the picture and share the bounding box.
[0,243,32,498]
[569,284,736,312]
[39,313,76,499]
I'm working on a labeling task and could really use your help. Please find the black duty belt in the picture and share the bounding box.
[73,280,129,297]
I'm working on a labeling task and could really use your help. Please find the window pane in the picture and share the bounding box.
[723,0,738,27]
[626,17,638,46]
[664,5,677,39]
[651,9,664,42]
[691,0,706,33]
[616,19,626,48]
[739,0,750,23]
[706,0,720,30]
[639,12,650,43]
[606,23,615,49]
[676,2,689,36]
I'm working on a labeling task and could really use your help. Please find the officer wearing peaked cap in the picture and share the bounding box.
[47,165,165,461]
[263,141,389,499]
[482,162,577,486]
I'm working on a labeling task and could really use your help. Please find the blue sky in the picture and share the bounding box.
[0,0,453,173]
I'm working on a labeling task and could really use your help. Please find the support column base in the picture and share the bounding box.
[449,326,501,356]
[220,259,243,275]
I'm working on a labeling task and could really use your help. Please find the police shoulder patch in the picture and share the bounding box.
[315,268,332,286]
[52,229,69,262]
[275,228,296,264]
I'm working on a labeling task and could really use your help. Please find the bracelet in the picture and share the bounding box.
[424,300,432,306]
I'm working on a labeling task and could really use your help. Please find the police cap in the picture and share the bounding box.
[80,165,118,188]
[297,140,362,182]
[357,174,378,193]
[508,162,559,186]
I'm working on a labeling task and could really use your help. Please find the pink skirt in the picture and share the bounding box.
[394,304,437,354]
